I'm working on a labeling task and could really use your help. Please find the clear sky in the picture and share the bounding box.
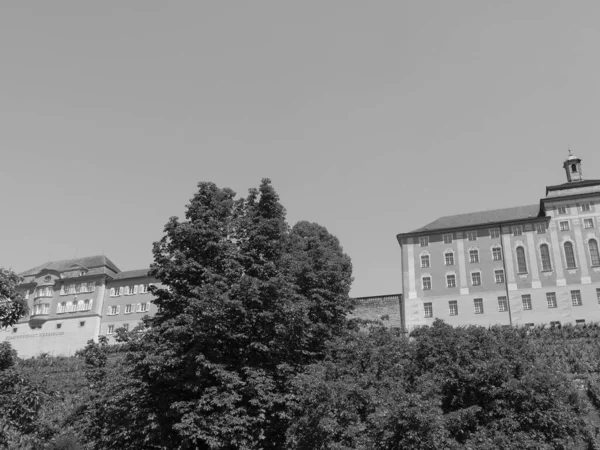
[1,1,600,297]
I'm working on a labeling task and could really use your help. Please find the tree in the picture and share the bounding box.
[0,268,28,329]
[98,179,354,449]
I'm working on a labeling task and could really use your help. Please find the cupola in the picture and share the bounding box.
[563,150,583,182]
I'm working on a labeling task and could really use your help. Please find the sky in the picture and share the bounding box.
[1,1,600,297]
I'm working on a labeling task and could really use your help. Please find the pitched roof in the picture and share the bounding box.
[545,179,600,198]
[402,204,542,235]
[20,255,120,277]
[111,269,151,280]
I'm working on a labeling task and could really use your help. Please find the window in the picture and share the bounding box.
[42,304,49,314]
[118,287,124,296]
[79,321,85,327]
[83,299,91,311]
[571,290,582,306]
[535,223,546,234]
[12,327,17,333]
[125,304,133,314]
[490,228,500,238]
[471,272,481,286]
[449,300,458,316]
[559,221,570,231]
[140,302,150,313]
[474,298,484,314]
[56,323,62,329]
[469,249,479,263]
[564,242,577,269]
[522,294,532,310]
[107,305,120,316]
[445,252,454,266]
[494,269,505,284]
[107,325,114,335]
[550,321,561,328]
[123,324,129,331]
[492,246,502,261]
[467,231,477,241]
[446,274,456,288]
[581,203,591,212]
[140,284,149,294]
[584,218,594,229]
[547,292,557,308]
[443,234,453,244]
[422,277,431,290]
[540,244,552,271]
[525,323,535,328]
[597,288,600,303]
[419,237,429,247]
[110,288,116,297]
[36,286,52,298]
[424,303,433,318]
[24,290,30,300]
[576,319,586,325]
[516,246,528,273]
[558,206,567,214]
[498,296,508,312]
[512,226,523,236]
[590,239,600,266]
[421,254,430,268]
[57,302,66,314]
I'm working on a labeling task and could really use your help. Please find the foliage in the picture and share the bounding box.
[0,268,28,328]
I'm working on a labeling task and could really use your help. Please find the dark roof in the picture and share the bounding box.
[111,269,151,280]
[20,255,120,277]
[402,204,542,236]
[545,179,600,195]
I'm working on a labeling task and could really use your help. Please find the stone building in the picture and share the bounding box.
[397,153,600,331]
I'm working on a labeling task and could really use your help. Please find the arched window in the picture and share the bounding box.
[571,164,577,173]
[516,246,527,273]
[540,244,552,271]
[564,241,577,269]
[589,239,600,267]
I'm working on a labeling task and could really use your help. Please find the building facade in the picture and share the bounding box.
[397,153,600,332]
[0,256,159,358]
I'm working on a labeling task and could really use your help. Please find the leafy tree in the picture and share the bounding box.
[0,268,28,329]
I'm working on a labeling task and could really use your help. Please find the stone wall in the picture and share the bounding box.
[350,294,402,328]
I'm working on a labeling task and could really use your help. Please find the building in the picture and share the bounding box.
[0,255,159,358]
[397,153,600,332]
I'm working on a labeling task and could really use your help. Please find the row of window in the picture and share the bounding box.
[60,282,95,295]
[422,269,505,290]
[57,299,94,313]
[11,321,86,333]
[557,203,593,214]
[418,213,596,247]
[109,285,151,297]
[423,289,600,317]
[106,302,150,316]
[420,240,600,276]
[107,323,131,334]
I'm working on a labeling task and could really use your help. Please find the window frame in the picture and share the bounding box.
[522,294,532,311]
[516,246,528,274]
[559,221,570,231]
[446,274,456,288]
[540,243,552,271]
[546,292,557,308]
[490,228,500,239]
[443,233,453,244]
[584,218,594,229]
[474,298,484,314]
[471,271,481,286]
[492,246,502,261]
[589,239,600,266]
[467,231,477,241]
[497,296,508,312]
[564,241,577,269]
[571,290,582,306]
[424,302,433,318]
[469,248,479,263]
[512,226,523,236]
[420,254,430,268]
[536,223,547,234]
[494,269,505,284]
[444,251,455,266]
[419,236,429,247]
[558,206,567,215]
[448,300,458,316]
[422,276,432,291]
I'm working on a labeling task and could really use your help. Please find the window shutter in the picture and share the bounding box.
[88,299,93,309]
[133,285,138,294]
[119,287,124,296]
[146,302,150,312]
[110,288,115,297]
[116,305,120,314]
[107,306,112,315]
[60,286,65,295]
[136,303,141,312]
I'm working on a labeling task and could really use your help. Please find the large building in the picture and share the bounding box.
[397,153,600,332]
[0,256,159,358]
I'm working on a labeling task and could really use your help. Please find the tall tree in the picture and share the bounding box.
[120,179,353,449]
[0,268,28,329]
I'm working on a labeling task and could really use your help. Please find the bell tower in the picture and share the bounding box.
[563,150,583,182]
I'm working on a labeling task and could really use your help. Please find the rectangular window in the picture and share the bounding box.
[536,223,547,234]
[125,304,133,314]
[443,234,453,244]
[576,319,586,325]
[474,298,484,314]
[597,288,600,303]
[471,272,481,286]
[494,269,505,284]
[522,294,532,310]
[123,323,129,331]
[512,226,523,236]
[446,274,456,288]
[469,249,479,263]
[525,323,534,328]
[419,237,429,247]
[571,290,582,306]
[424,302,433,318]
[42,304,50,314]
[422,277,431,290]
[558,206,567,214]
[584,218,594,229]
[490,228,500,239]
[547,292,557,308]
[56,323,62,329]
[498,296,508,312]
[79,321,85,327]
[421,255,430,268]
[550,321,561,328]
[560,221,570,231]
[492,247,502,261]
[107,325,114,335]
[581,203,591,212]
[107,305,119,315]
[140,284,149,294]
[141,302,150,313]
[445,252,454,266]
[449,300,458,316]
[467,231,477,241]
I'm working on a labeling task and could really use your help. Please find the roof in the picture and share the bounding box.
[20,255,120,278]
[545,179,600,196]
[111,269,151,280]
[402,204,542,236]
